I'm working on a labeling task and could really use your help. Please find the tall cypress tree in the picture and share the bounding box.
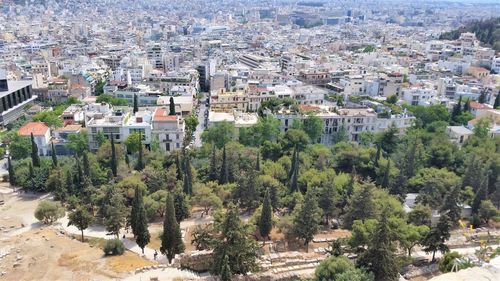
[255,152,260,172]
[182,153,193,195]
[463,99,471,112]
[135,134,145,171]
[258,189,273,241]
[133,94,139,113]
[208,145,218,181]
[65,170,74,195]
[289,145,299,192]
[175,153,183,181]
[7,157,15,186]
[478,91,486,104]
[110,134,117,177]
[292,188,321,250]
[381,159,391,189]
[219,145,229,184]
[451,96,463,121]
[51,142,58,167]
[169,97,176,115]
[30,132,40,167]
[494,93,500,109]
[82,152,90,177]
[131,187,150,254]
[440,186,461,224]
[160,193,185,263]
[374,142,381,167]
[472,169,490,214]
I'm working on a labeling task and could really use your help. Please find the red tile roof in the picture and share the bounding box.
[18,122,50,136]
[300,104,321,111]
[153,108,178,122]
[470,101,490,110]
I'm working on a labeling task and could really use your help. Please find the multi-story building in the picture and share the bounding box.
[86,109,127,150]
[402,88,438,106]
[151,107,184,151]
[0,71,37,126]
[18,122,51,156]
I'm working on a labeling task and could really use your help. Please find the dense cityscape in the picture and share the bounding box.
[0,0,499,280]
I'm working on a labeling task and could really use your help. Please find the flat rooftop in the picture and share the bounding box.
[0,80,33,98]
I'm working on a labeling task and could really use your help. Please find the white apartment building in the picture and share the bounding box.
[402,88,438,106]
[492,57,500,74]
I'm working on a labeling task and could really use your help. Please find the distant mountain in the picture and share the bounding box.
[439,18,500,51]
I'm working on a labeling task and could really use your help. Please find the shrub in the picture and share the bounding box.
[103,239,125,256]
[34,201,65,224]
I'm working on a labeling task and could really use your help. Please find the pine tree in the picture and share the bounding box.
[318,182,337,224]
[292,188,321,250]
[104,192,126,238]
[211,204,258,275]
[160,193,185,263]
[344,182,376,229]
[258,189,273,241]
[472,169,490,214]
[208,145,218,181]
[462,155,482,190]
[133,94,139,113]
[494,93,500,109]
[422,214,451,262]
[82,152,90,178]
[169,97,176,115]
[220,254,232,281]
[30,132,40,167]
[381,159,391,189]
[131,188,150,254]
[440,186,461,224]
[135,134,145,171]
[219,145,229,184]
[182,153,193,195]
[7,157,16,186]
[110,134,117,177]
[357,209,399,281]
[51,142,58,167]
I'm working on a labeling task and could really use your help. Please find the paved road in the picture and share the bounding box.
[193,92,207,148]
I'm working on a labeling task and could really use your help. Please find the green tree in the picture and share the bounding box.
[131,188,150,254]
[169,97,176,115]
[332,125,349,144]
[316,256,372,281]
[30,133,40,167]
[202,121,235,148]
[472,169,490,214]
[212,204,259,275]
[182,153,193,195]
[422,214,451,262]
[479,200,498,224]
[289,145,299,192]
[473,118,492,139]
[133,94,139,113]
[9,134,30,159]
[219,146,229,184]
[34,201,65,224]
[135,135,145,171]
[68,206,93,242]
[192,184,222,217]
[357,209,399,281]
[110,134,117,177]
[478,91,486,104]
[67,130,89,156]
[124,132,142,154]
[220,254,232,281]
[82,152,91,178]
[259,189,273,240]
[318,181,338,224]
[440,186,462,224]
[399,223,430,257]
[173,190,191,222]
[408,204,432,226]
[7,157,16,186]
[303,114,324,143]
[104,192,126,238]
[494,93,500,109]
[292,188,321,250]
[160,193,185,263]
[344,182,376,229]
[51,142,58,167]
